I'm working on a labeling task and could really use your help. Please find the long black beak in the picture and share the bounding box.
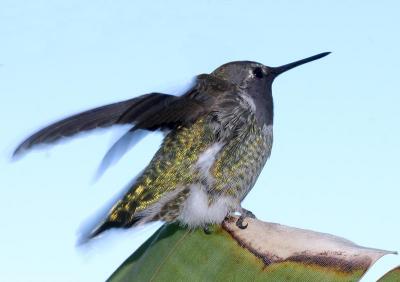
[271,52,331,76]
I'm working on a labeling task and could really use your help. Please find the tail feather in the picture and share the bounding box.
[85,185,191,241]
[88,212,144,240]
[84,199,151,241]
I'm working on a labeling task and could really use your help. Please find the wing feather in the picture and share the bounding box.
[14,92,207,157]
[14,95,148,156]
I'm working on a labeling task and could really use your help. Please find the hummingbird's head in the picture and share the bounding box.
[211,52,330,126]
[211,61,272,91]
[211,52,331,95]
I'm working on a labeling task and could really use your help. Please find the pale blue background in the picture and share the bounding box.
[1,1,399,281]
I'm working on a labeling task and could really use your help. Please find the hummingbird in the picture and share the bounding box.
[14,52,330,240]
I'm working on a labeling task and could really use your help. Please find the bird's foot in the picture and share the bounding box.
[203,224,213,235]
[236,208,256,229]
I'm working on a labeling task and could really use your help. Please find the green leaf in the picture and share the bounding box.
[378,266,400,281]
[108,217,395,282]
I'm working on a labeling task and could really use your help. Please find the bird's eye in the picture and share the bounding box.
[252,67,264,78]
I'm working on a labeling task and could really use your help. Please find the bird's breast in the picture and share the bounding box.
[177,123,273,227]
[210,123,273,199]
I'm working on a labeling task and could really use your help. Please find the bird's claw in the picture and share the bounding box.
[235,208,256,229]
[236,216,248,229]
[203,224,213,234]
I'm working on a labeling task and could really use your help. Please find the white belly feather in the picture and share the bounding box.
[178,142,239,227]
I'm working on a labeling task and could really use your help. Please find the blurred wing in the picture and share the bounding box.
[94,74,230,174]
[95,95,208,175]
[94,128,148,179]
[13,92,206,157]
[119,95,206,130]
